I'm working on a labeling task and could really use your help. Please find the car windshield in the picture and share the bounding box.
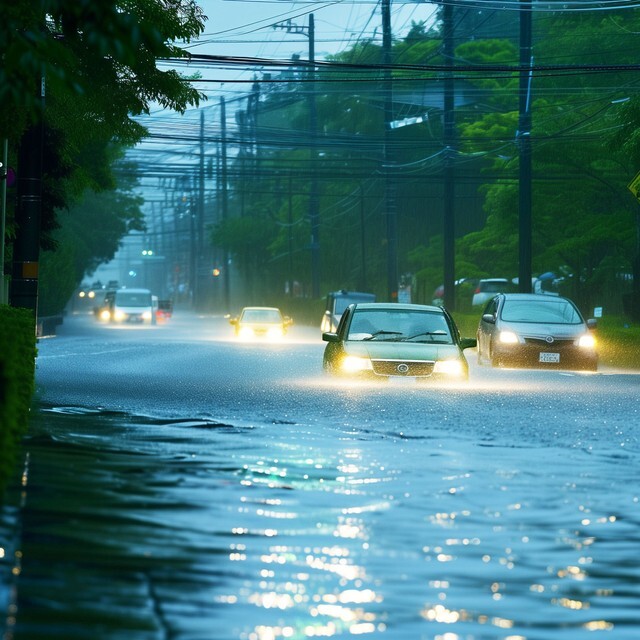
[347,309,453,343]
[500,299,583,324]
[116,292,151,307]
[241,309,282,323]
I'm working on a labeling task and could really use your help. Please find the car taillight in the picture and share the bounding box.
[474,287,481,294]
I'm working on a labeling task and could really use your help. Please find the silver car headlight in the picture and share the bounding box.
[342,355,373,373]
[498,330,519,344]
[578,333,596,349]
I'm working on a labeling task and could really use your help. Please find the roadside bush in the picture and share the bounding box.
[0,305,37,497]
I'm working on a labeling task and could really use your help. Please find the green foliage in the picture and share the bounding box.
[39,242,77,317]
[1,0,205,244]
[0,306,36,497]
[212,215,280,300]
[2,0,203,311]
[211,9,640,310]
[0,0,206,142]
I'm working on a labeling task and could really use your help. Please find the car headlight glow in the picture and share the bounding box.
[239,326,255,339]
[267,326,284,338]
[342,355,373,373]
[142,310,152,321]
[100,309,111,321]
[433,359,464,376]
[578,333,596,348]
[113,310,126,322]
[499,330,519,344]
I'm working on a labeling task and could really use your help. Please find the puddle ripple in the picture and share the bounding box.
[1,405,640,640]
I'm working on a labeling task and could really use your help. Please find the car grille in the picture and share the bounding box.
[371,359,435,377]
[523,337,575,347]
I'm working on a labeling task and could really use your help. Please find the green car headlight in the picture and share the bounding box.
[342,355,373,373]
[433,359,464,377]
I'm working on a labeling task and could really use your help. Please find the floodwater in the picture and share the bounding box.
[2,315,640,639]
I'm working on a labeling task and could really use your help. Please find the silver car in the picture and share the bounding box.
[477,293,598,370]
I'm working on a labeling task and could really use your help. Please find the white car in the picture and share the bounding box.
[99,288,155,324]
[472,278,516,307]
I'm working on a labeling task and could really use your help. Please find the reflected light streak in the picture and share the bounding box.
[583,620,614,631]
[306,554,364,581]
[323,589,378,604]
[248,592,296,610]
[422,605,517,631]
[557,565,588,580]
[334,523,363,539]
[553,597,589,610]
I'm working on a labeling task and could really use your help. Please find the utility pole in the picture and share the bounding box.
[194,109,205,308]
[443,1,456,311]
[273,15,320,298]
[518,0,533,293]
[220,96,230,313]
[1,139,8,304]
[10,74,45,317]
[382,0,398,302]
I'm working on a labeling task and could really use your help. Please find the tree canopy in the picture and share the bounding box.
[1,0,207,313]
[210,7,640,312]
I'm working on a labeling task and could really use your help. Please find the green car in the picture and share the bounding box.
[322,302,477,381]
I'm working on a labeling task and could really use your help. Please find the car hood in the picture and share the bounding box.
[344,341,462,360]
[498,321,586,338]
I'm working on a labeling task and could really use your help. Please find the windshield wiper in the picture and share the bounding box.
[401,330,449,342]
[363,330,403,341]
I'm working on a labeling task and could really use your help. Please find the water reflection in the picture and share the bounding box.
[1,402,639,639]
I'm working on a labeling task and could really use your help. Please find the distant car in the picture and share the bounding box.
[472,278,517,307]
[476,293,597,370]
[322,302,476,381]
[229,307,292,340]
[156,299,173,322]
[321,290,376,333]
[99,288,154,324]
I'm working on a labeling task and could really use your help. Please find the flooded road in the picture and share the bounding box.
[2,312,640,639]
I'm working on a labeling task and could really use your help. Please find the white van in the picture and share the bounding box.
[103,288,154,324]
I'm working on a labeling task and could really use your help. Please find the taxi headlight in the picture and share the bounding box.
[267,326,284,338]
[433,359,464,376]
[499,330,519,344]
[342,355,373,373]
[578,333,596,348]
[239,326,255,339]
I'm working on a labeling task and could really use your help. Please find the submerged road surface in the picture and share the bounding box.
[2,311,639,640]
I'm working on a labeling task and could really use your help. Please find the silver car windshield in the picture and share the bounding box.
[347,310,453,343]
[501,299,583,324]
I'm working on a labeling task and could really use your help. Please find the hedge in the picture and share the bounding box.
[0,305,37,497]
